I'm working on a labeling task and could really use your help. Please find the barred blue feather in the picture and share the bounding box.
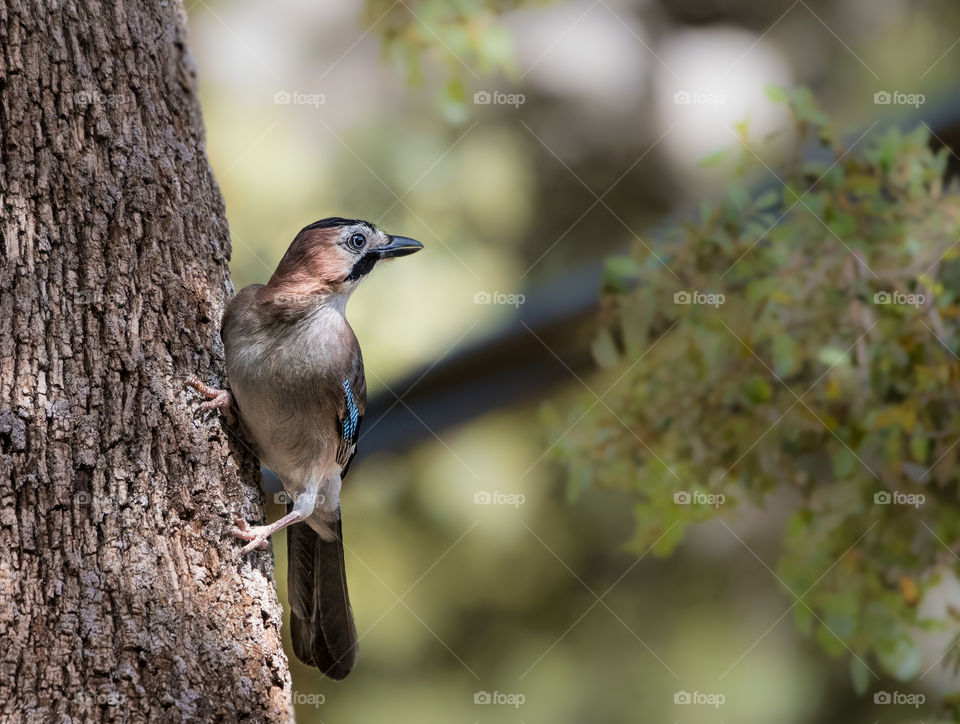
[342,379,360,443]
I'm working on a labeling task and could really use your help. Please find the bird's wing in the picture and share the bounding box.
[335,348,366,477]
[289,346,365,679]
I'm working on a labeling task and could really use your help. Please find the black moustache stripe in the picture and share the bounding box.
[344,252,378,282]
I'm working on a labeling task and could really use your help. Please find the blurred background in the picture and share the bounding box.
[185,1,960,721]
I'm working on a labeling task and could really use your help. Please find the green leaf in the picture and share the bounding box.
[818,346,850,368]
[791,86,829,127]
[765,84,790,104]
[875,634,922,681]
[816,623,848,656]
[754,189,779,210]
[567,459,594,502]
[477,26,513,70]
[828,212,857,238]
[728,185,750,212]
[743,376,774,404]
[591,329,619,369]
[438,77,468,124]
[794,604,814,637]
[602,256,638,293]
[832,449,856,480]
[849,656,871,696]
[773,334,798,377]
[699,147,731,168]
[910,435,930,463]
[620,303,652,356]
[822,590,859,640]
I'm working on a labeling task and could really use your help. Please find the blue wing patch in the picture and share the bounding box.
[342,379,360,443]
[337,377,363,474]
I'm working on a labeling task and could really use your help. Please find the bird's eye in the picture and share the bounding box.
[348,233,366,250]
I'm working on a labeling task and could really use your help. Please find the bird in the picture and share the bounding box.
[186,217,423,679]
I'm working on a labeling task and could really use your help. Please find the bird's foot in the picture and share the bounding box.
[185,375,235,423]
[232,517,273,555]
[231,510,306,555]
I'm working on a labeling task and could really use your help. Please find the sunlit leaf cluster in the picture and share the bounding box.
[370,0,527,117]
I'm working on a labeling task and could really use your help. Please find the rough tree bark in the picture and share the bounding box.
[0,1,292,721]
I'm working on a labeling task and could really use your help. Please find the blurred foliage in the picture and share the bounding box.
[372,0,529,119]
[553,86,960,715]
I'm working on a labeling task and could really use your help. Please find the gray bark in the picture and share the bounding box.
[0,0,292,720]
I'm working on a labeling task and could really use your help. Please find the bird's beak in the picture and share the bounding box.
[377,235,423,259]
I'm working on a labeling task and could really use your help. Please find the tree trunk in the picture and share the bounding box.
[0,1,292,721]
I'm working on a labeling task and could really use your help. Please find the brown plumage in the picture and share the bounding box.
[188,217,422,679]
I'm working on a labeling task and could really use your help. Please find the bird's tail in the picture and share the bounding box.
[287,511,358,679]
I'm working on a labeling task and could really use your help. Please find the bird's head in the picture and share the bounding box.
[262,217,422,306]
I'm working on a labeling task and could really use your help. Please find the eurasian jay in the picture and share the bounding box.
[187,217,422,679]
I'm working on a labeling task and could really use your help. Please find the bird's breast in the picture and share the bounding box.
[224,300,361,481]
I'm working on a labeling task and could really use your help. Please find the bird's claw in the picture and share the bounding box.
[232,516,271,554]
[185,375,235,423]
